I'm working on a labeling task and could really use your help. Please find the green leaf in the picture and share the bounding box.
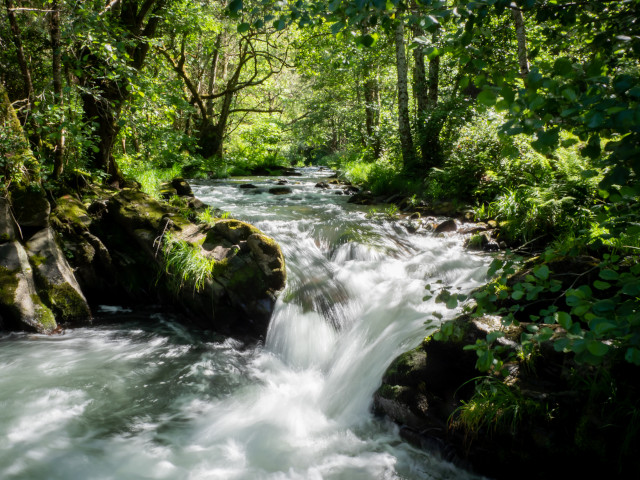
[511,290,525,300]
[625,348,640,365]
[556,311,572,330]
[622,282,640,296]
[599,269,619,281]
[477,89,498,106]
[592,299,616,315]
[274,18,286,30]
[330,21,345,34]
[593,280,611,290]
[586,340,609,357]
[534,265,550,280]
[237,22,250,33]
[228,0,242,13]
[553,57,573,76]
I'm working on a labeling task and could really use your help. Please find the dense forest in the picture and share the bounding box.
[1,0,640,478]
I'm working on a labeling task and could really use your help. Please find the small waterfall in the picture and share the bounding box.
[0,168,489,479]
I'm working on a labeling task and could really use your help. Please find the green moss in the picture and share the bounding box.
[30,294,57,333]
[213,219,261,244]
[47,282,90,322]
[0,265,19,305]
[378,384,405,400]
[54,195,92,231]
[0,233,11,242]
[226,262,267,291]
[29,253,47,267]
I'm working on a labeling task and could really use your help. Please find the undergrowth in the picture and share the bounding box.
[161,232,217,293]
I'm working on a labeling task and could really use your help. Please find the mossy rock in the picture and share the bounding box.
[11,186,51,229]
[212,219,261,244]
[53,194,93,232]
[0,241,57,333]
[26,228,91,325]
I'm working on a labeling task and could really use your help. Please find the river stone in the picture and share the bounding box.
[11,187,50,230]
[171,177,194,197]
[0,197,17,243]
[26,228,91,325]
[269,187,292,195]
[211,219,260,245]
[434,219,457,234]
[0,240,56,333]
[247,233,287,290]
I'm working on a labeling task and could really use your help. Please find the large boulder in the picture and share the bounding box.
[0,240,56,333]
[26,228,91,325]
[104,190,286,336]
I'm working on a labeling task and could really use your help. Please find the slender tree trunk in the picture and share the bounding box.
[394,17,416,170]
[511,3,530,79]
[206,34,222,119]
[427,53,440,108]
[4,0,40,147]
[50,0,65,178]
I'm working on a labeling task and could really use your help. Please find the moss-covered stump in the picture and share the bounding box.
[25,228,91,325]
[0,241,57,333]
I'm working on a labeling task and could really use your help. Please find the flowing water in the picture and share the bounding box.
[0,168,491,479]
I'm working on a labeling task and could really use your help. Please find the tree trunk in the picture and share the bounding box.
[511,3,530,79]
[206,34,222,119]
[394,17,416,171]
[50,0,65,178]
[79,0,165,184]
[4,0,40,148]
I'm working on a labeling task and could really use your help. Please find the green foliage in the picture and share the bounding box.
[441,249,640,373]
[452,376,551,436]
[161,232,218,294]
[119,155,183,198]
[225,119,289,172]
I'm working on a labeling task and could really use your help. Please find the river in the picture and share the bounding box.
[0,168,490,479]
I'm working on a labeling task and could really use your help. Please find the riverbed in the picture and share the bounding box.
[0,168,490,479]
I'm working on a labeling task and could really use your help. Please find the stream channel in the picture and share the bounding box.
[0,168,491,479]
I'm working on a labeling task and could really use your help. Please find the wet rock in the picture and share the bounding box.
[269,187,292,195]
[239,183,258,189]
[25,228,91,325]
[11,187,50,231]
[0,240,57,333]
[348,191,375,205]
[484,241,500,252]
[434,219,457,234]
[334,190,344,195]
[464,232,491,250]
[458,223,489,235]
[171,177,194,197]
[276,179,288,185]
[159,186,178,200]
[343,185,359,195]
[53,195,93,232]
[315,182,329,189]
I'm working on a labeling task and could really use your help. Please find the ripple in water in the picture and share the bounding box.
[0,168,490,479]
